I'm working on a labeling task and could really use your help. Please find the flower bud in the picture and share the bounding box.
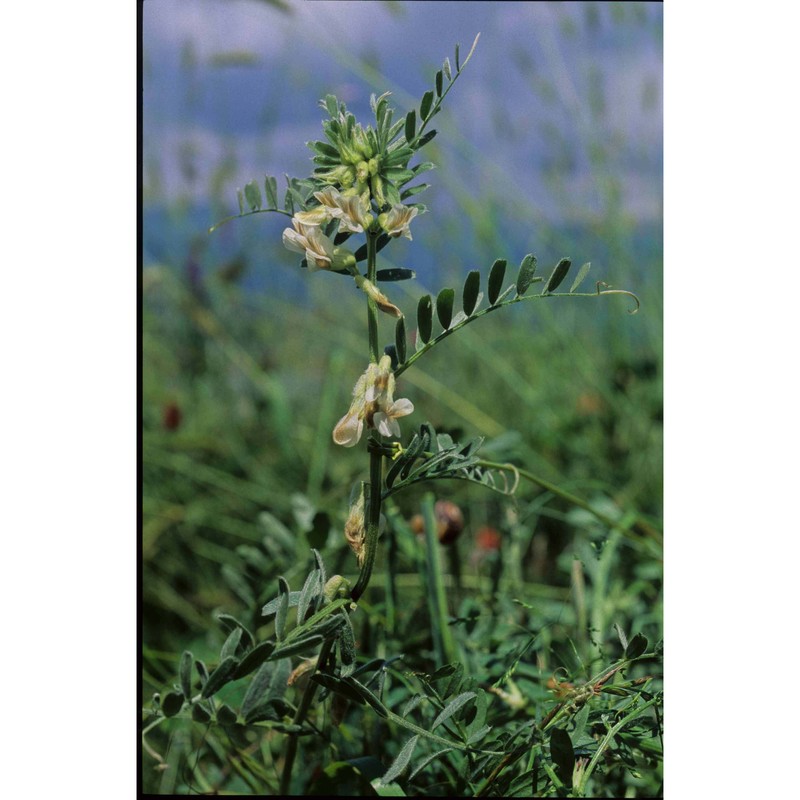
[356,276,403,318]
[323,575,351,603]
[344,486,366,566]
[368,157,380,176]
[356,160,370,184]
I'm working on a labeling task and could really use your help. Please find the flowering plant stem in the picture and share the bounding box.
[351,230,383,603]
[279,637,335,795]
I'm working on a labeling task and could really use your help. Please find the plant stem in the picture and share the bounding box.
[352,230,383,603]
[279,637,335,795]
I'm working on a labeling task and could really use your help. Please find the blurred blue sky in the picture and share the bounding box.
[143,0,662,224]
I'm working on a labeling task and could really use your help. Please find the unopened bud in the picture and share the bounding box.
[344,486,366,566]
[356,160,370,184]
[323,574,351,603]
[356,276,403,318]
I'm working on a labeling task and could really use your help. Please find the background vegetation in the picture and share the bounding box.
[142,2,662,795]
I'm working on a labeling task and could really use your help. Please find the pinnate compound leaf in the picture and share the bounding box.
[570,261,592,293]
[488,259,507,305]
[417,295,433,343]
[380,735,420,784]
[244,179,262,211]
[515,253,538,295]
[431,691,476,731]
[201,656,239,699]
[543,258,572,294]
[462,270,481,316]
[436,288,455,330]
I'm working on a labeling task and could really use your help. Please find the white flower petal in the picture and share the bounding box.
[333,413,363,447]
[388,398,414,418]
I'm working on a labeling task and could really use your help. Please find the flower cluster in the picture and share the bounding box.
[333,355,414,447]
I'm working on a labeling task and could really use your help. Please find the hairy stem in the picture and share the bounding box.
[351,230,383,602]
[279,637,335,794]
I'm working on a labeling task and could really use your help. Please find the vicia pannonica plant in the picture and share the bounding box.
[145,36,659,797]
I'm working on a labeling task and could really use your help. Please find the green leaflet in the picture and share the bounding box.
[543,258,572,294]
[395,316,407,365]
[462,270,481,316]
[431,691,476,731]
[243,179,262,211]
[417,295,433,343]
[570,261,592,293]
[487,259,507,305]
[380,735,420,784]
[201,656,239,699]
[436,288,455,330]
[515,254,538,295]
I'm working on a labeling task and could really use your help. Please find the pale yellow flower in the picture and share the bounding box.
[332,356,414,447]
[293,187,373,234]
[282,218,355,272]
[380,204,419,240]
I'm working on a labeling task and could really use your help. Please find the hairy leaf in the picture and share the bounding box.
[431,691,476,731]
[233,641,276,680]
[516,254,538,295]
[201,656,239,699]
[381,735,420,784]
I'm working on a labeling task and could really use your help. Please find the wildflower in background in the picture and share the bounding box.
[379,204,419,240]
[333,355,414,447]
[282,218,356,272]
